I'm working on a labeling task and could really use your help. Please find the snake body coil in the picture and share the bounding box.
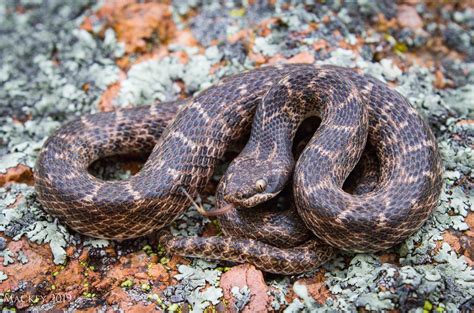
[35,64,443,274]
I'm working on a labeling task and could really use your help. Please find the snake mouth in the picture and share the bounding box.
[224,192,277,208]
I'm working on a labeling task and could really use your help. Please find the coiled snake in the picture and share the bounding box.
[34,64,443,274]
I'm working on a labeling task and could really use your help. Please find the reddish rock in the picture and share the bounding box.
[106,286,129,305]
[257,17,279,37]
[171,29,199,48]
[147,263,169,281]
[294,271,330,305]
[456,119,474,127]
[321,15,331,24]
[267,53,286,65]
[443,231,462,253]
[267,51,315,65]
[228,29,252,44]
[379,253,400,265]
[0,164,34,187]
[434,70,447,89]
[107,251,150,282]
[106,286,156,312]
[54,260,84,288]
[287,51,315,64]
[397,5,423,30]
[248,52,267,65]
[129,251,150,268]
[92,277,113,291]
[168,255,191,271]
[0,239,59,310]
[461,234,474,267]
[220,264,270,313]
[134,272,149,280]
[83,1,176,54]
[66,246,75,257]
[312,39,329,51]
[0,238,55,291]
[465,212,474,230]
[78,248,90,262]
[98,71,126,111]
[127,303,157,313]
[461,213,474,266]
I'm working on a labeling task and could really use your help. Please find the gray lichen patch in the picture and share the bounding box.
[0,1,124,172]
[0,1,124,275]
[0,184,71,265]
[169,260,223,313]
[0,0,125,297]
[115,46,223,108]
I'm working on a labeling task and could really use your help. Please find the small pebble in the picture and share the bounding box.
[0,237,6,251]
[171,294,185,303]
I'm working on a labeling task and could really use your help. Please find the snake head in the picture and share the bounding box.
[221,156,294,208]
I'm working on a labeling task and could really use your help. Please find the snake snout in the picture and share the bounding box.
[222,189,255,207]
[223,187,278,208]
[222,158,293,208]
[224,180,265,207]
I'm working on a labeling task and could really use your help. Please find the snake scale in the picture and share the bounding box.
[34,64,443,274]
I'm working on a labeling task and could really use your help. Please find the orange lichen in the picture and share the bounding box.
[83,1,177,54]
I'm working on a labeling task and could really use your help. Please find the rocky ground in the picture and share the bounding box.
[0,0,473,312]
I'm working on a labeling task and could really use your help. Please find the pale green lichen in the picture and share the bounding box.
[230,286,251,312]
[0,0,123,270]
[0,184,71,265]
[16,250,28,264]
[0,0,124,174]
[187,286,222,313]
[83,239,110,249]
[165,259,223,312]
[1,249,15,266]
[0,271,7,282]
[268,277,290,310]
[26,220,70,264]
[284,298,305,313]
[116,57,184,107]
[292,282,320,310]
[116,45,222,108]
[253,36,280,57]
[0,119,59,172]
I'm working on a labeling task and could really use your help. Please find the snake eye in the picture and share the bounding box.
[255,179,267,193]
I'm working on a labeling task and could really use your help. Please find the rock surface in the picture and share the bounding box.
[220,264,270,313]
